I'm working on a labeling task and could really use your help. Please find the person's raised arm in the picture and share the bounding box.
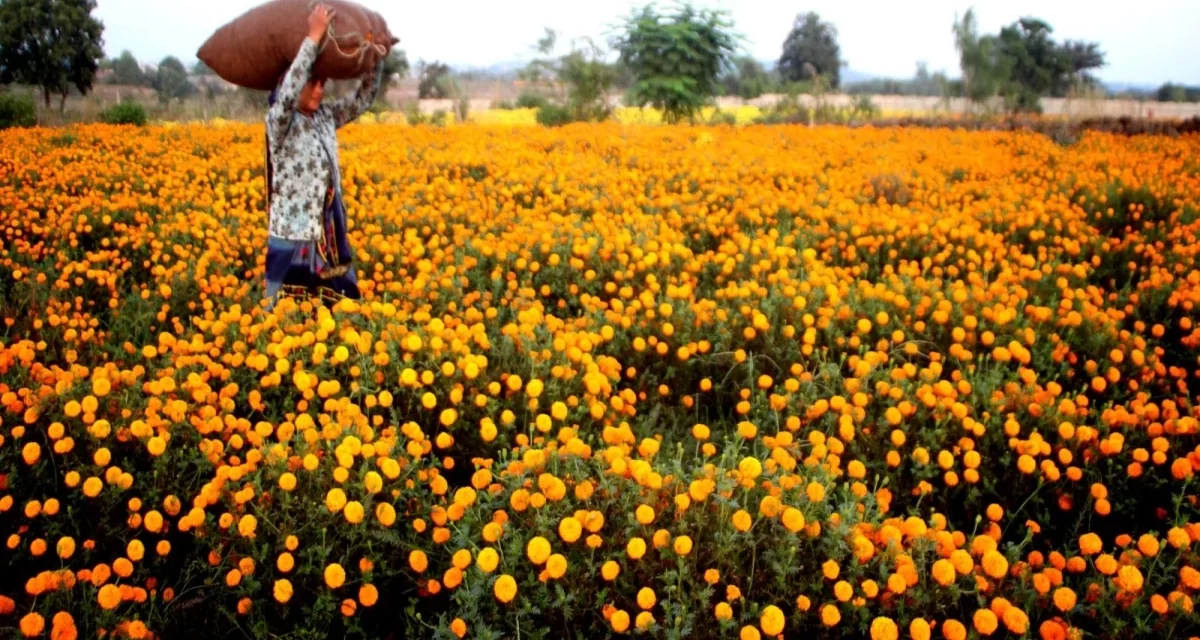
[327,53,386,129]
[267,4,334,142]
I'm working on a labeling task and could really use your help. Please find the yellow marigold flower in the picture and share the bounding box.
[344,501,364,524]
[973,609,997,636]
[237,514,257,538]
[559,517,582,543]
[821,604,841,627]
[1063,586,1084,612]
[274,579,293,603]
[359,584,378,607]
[324,563,346,589]
[672,535,694,556]
[546,553,567,579]
[760,605,785,635]
[494,574,517,603]
[627,537,647,560]
[466,546,496,573]
[527,536,551,565]
[910,618,931,640]
[943,619,966,640]
[19,612,44,637]
[1137,534,1160,558]
[981,550,1009,579]
[732,509,753,532]
[325,488,347,513]
[97,584,121,610]
[409,550,428,573]
[637,587,656,610]
[738,456,763,480]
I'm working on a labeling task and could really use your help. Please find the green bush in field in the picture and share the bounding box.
[0,92,37,129]
[535,104,574,127]
[99,101,148,126]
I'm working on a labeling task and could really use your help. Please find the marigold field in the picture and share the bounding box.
[2,122,1200,640]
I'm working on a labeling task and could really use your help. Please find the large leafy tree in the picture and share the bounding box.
[721,56,772,100]
[994,18,1104,112]
[953,11,1104,113]
[1055,40,1105,95]
[778,12,841,88]
[152,56,195,104]
[952,8,1006,105]
[110,50,147,86]
[0,0,104,111]
[417,60,452,100]
[612,2,738,123]
[376,49,408,107]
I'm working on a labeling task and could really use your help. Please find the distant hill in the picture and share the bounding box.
[1103,81,1156,96]
[841,69,878,84]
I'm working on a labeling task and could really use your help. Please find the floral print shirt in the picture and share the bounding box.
[266,38,383,241]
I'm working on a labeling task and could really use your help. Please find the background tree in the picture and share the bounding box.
[417,60,452,99]
[612,2,738,124]
[952,8,1005,107]
[1055,40,1105,96]
[110,50,147,86]
[993,17,1104,113]
[190,59,214,76]
[995,18,1061,112]
[377,49,408,107]
[519,28,560,87]
[1157,83,1199,103]
[557,38,617,121]
[152,56,195,104]
[0,0,105,111]
[721,56,772,101]
[778,12,841,88]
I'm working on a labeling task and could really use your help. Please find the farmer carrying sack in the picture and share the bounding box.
[197,0,397,91]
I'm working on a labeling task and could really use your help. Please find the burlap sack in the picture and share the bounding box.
[197,0,397,91]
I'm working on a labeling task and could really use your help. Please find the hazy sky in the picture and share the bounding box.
[95,0,1199,85]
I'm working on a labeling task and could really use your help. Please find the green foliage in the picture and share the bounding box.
[557,41,616,122]
[99,101,148,126]
[721,56,773,100]
[612,3,739,124]
[952,9,1007,107]
[778,12,841,88]
[109,50,148,86]
[0,90,37,128]
[401,101,427,125]
[152,56,195,104]
[0,0,105,111]
[845,62,954,97]
[516,92,550,110]
[518,29,614,123]
[954,11,1105,113]
[418,60,452,100]
[190,59,214,77]
[535,103,573,127]
[377,49,409,108]
[995,18,1064,113]
[852,95,879,119]
[1157,83,1200,103]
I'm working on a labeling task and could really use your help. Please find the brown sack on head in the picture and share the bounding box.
[197,0,395,91]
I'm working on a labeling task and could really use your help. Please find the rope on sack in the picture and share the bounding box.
[304,0,388,67]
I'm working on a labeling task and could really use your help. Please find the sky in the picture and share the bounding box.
[94,0,1200,86]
